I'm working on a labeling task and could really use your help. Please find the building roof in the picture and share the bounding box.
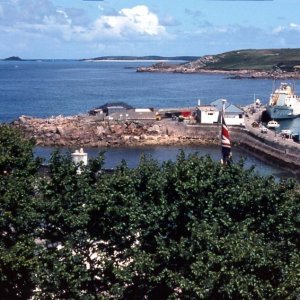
[209,99,243,113]
[225,104,243,113]
[196,105,218,112]
[89,102,134,115]
[96,102,134,110]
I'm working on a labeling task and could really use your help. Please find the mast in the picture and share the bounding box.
[221,99,232,165]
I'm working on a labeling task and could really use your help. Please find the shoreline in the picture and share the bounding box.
[136,65,300,79]
[10,108,300,181]
[11,115,219,148]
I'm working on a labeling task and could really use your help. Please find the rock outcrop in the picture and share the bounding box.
[137,52,300,79]
[137,62,300,79]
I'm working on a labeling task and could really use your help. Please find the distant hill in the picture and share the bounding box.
[83,56,199,62]
[192,48,300,71]
[137,49,300,79]
[3,56,24,61]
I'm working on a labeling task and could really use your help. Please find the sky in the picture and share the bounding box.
[0,0,300,59]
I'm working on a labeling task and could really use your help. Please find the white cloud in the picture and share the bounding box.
[272,23,300,34]
[289,22,300,30]
[0,2,167,44]
[0,5,3,18]
[0,1,170,57]
[160,15,181,27]
[272,26,284,34]
[91,5,166,38]
[56,10,72,25]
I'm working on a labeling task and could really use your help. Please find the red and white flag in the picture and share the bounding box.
[221,112,231,164]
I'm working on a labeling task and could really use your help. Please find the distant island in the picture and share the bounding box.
[3,56,24,61]
[2,56,199,62]
[3,49,300,80]
[137,48,300,79]
[82,55,199,62]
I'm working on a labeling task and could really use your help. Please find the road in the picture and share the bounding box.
[243,105,300,150]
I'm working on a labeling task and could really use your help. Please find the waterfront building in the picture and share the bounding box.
[195,105,219,124]
[89,102,134,116]
[196,99,245,126]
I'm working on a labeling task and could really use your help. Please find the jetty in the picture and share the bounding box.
[10,102,300,180]
[238,105,300,179]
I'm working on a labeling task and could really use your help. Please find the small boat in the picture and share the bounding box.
[267,120,280,129]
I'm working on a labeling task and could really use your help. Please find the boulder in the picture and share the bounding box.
[56,126,65,136]
[147,124,161,134]
[131,136,140,142]
[122,135,131,142]
[19,116,29,124]
[96,126,106,136]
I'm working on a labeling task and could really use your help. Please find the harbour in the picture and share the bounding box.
[11,98,300,181]
[1,60,300,180]
[3,1,300,298]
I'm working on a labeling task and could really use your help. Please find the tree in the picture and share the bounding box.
[0,125,41,299]
[34,150,105,299]
[122,152,300,299]
[1,126,300,299]
[33,150,300,299]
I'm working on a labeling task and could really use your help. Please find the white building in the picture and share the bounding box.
[196,99,245,126]
[71,148,88,174]
[196,105,219,124]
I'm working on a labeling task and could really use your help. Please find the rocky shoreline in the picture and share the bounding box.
[11,115,218,148]
[136,62,300,79]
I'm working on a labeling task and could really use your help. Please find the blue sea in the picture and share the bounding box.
[1,60,299,179]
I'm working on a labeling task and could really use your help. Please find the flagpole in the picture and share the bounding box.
[222,99,226,122]
[221,99,232,165]
[221,99,226,165]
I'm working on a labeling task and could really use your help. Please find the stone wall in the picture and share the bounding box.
[234,129,300,170]
[11,115,300,176]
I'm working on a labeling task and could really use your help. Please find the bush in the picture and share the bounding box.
[1,126,300,299]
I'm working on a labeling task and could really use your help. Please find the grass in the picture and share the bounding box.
[202,49,300,71]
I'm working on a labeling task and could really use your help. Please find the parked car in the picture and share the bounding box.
[260,126,268,134]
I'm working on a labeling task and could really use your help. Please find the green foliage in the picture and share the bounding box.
[0,125,40,176]
[203,48,300,70]
[1,126,300,299]
[0,125,41,299]
[120,152,300,299]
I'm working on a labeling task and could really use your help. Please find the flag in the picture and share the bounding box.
[221,112,231,164]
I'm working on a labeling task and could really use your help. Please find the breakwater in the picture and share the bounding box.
[235,129,300,180]
[11,115,218,148]
[11,114,300,179]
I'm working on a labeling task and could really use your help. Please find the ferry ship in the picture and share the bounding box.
[266,83,300,119]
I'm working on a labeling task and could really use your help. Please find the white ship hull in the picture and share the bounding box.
[266,83,300,120]
[266,105,295,120]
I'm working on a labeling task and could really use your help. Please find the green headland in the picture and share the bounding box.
[201,48,300,71]
[137,48,300,78]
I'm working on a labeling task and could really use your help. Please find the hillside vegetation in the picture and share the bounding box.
[137,48,300,77]
[199,48,300,71]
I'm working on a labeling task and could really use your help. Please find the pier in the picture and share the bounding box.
[238,105,300,179]
[11,104,300,180]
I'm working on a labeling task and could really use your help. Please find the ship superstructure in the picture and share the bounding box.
[266,83,300,119]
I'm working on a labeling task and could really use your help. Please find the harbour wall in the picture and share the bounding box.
[11,116,300,178]
[174,123,300,178]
